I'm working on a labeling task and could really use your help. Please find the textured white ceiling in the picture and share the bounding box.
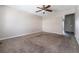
[7,5,77,16]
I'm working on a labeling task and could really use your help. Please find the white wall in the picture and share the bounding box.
[0,6,5,38]
[42,12,64,35]
[42,9,76,35]
[0,6,42,40]
[75,7,79,44]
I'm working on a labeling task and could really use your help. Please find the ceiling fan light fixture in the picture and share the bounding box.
[42,10,45,14]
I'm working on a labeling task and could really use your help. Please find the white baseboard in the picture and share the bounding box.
[42,31,64,35]
[0,31,66,41]
[0,31,42,40]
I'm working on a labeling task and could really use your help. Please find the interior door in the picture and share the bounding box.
[64,14,75,33]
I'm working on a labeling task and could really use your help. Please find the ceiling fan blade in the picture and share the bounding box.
[45,5,51,8]
[46,9,53,12]
[37,7,43,9]
[36,10,42,12]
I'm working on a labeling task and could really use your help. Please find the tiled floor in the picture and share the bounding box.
[0,32,79,53]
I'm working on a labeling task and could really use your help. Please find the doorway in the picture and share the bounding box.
[64,13,75,37]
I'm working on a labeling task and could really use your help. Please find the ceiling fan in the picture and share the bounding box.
[36,5,53,14]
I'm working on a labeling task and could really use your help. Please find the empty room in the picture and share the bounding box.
[0,5,79,53]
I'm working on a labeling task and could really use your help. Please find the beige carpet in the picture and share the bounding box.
[0,32,79,53]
